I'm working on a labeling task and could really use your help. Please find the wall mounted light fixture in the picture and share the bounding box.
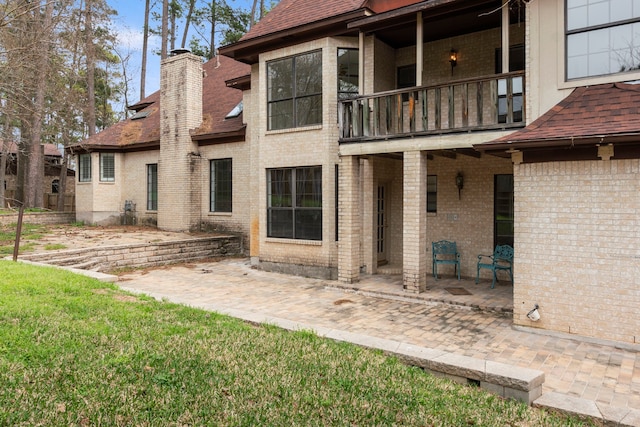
[449,49,458,74]
[527,304,540,322]
[455,172,464,199]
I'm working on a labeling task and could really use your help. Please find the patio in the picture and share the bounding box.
[329,265,513,315]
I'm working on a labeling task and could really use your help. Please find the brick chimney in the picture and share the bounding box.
[158,50,203,231]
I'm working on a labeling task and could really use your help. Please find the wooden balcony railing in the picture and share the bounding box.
[338,72,525,143]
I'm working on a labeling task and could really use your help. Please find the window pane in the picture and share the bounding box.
[79,154,91,182]
[426,175,437,213]
[268,99,294,130]
[268,169,292,207]
[268,209,293,238]
[338,48,359,98]
[295,95,322,127]
[211,159,232,212]
[268,58,293,101]
[295,209,322,240]
[147,164,158,211]
[100,153,114,182]
[295,51,322,96]
[296,167,322,208]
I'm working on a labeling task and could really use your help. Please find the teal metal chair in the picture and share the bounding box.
[432,240,461,280]
[476,245,514,289]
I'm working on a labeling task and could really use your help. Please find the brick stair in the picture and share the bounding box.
[18,235,242,273]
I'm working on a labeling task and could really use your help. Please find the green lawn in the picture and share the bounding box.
[0,261,593,426]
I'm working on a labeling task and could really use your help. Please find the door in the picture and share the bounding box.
[377,185,388,265]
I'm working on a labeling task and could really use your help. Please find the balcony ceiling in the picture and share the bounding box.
[360,0,526,48]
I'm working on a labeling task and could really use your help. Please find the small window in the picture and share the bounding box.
[427,175,437,213]
[78,153,91,182]
[147,164,158,211]
[51,179,60,194]
[99,153,115,182]
[210,158,232,212]
[225,101,243,119]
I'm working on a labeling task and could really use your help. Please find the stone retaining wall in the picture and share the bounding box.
[0,212,75,226]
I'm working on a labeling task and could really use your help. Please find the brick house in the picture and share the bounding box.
[2,141,75,210]
[72,54,251,235]
[77,0,640,345]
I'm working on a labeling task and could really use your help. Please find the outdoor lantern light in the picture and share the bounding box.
[527,304,540,322]
[449,49,458,74]
[455,172,464,199]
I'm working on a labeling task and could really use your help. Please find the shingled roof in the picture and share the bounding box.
[75,55,250,152]
[476,82,640,153]
[241,0,366,42]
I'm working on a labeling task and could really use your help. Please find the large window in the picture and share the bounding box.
[267,166,322,240]
[210,158,232,212]
[147,164,157,211]
[99,153,115,182]
[566,0,640,79]
[267,50,322,130]
[338,48,359,99]
[78,153,91,182]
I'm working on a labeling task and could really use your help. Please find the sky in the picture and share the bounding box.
[107,0,253,108]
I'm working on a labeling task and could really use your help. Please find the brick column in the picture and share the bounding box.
[361,157,376,274]
[402,150,427,293]
[338,155,361,283]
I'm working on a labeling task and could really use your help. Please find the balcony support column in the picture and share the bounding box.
[338,155,361,283]
[402,150,427,293]
[359,32,365,95]
[502,0,510,73]
[416,12,423,86]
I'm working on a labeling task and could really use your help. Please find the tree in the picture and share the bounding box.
[140,0,150,100]
[0,0,123,208]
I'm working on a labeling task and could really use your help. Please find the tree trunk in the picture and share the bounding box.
[161,0,168,59]
[209,1,216,57]
[85,0,96,136]
[250,0,257,28]
[181,0,196,48]
[25,0,54,208]
[56,149,68,212]
[140,0,150,99]
[170,5,176,52]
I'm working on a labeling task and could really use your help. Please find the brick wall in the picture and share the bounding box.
[514,159,640,344]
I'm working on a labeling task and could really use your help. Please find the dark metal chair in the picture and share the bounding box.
[476,245,514,289]
[432,240,461,280]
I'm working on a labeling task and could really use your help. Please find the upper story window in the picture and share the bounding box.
[99,153,115,182]
[566,0,640,79]
[78,153,91,182]
[338,48,359,99]
[267,50,322,130]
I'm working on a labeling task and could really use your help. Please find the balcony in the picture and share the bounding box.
[338,72,525,143]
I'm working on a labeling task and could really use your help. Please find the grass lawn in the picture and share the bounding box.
[0,261,593,426]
